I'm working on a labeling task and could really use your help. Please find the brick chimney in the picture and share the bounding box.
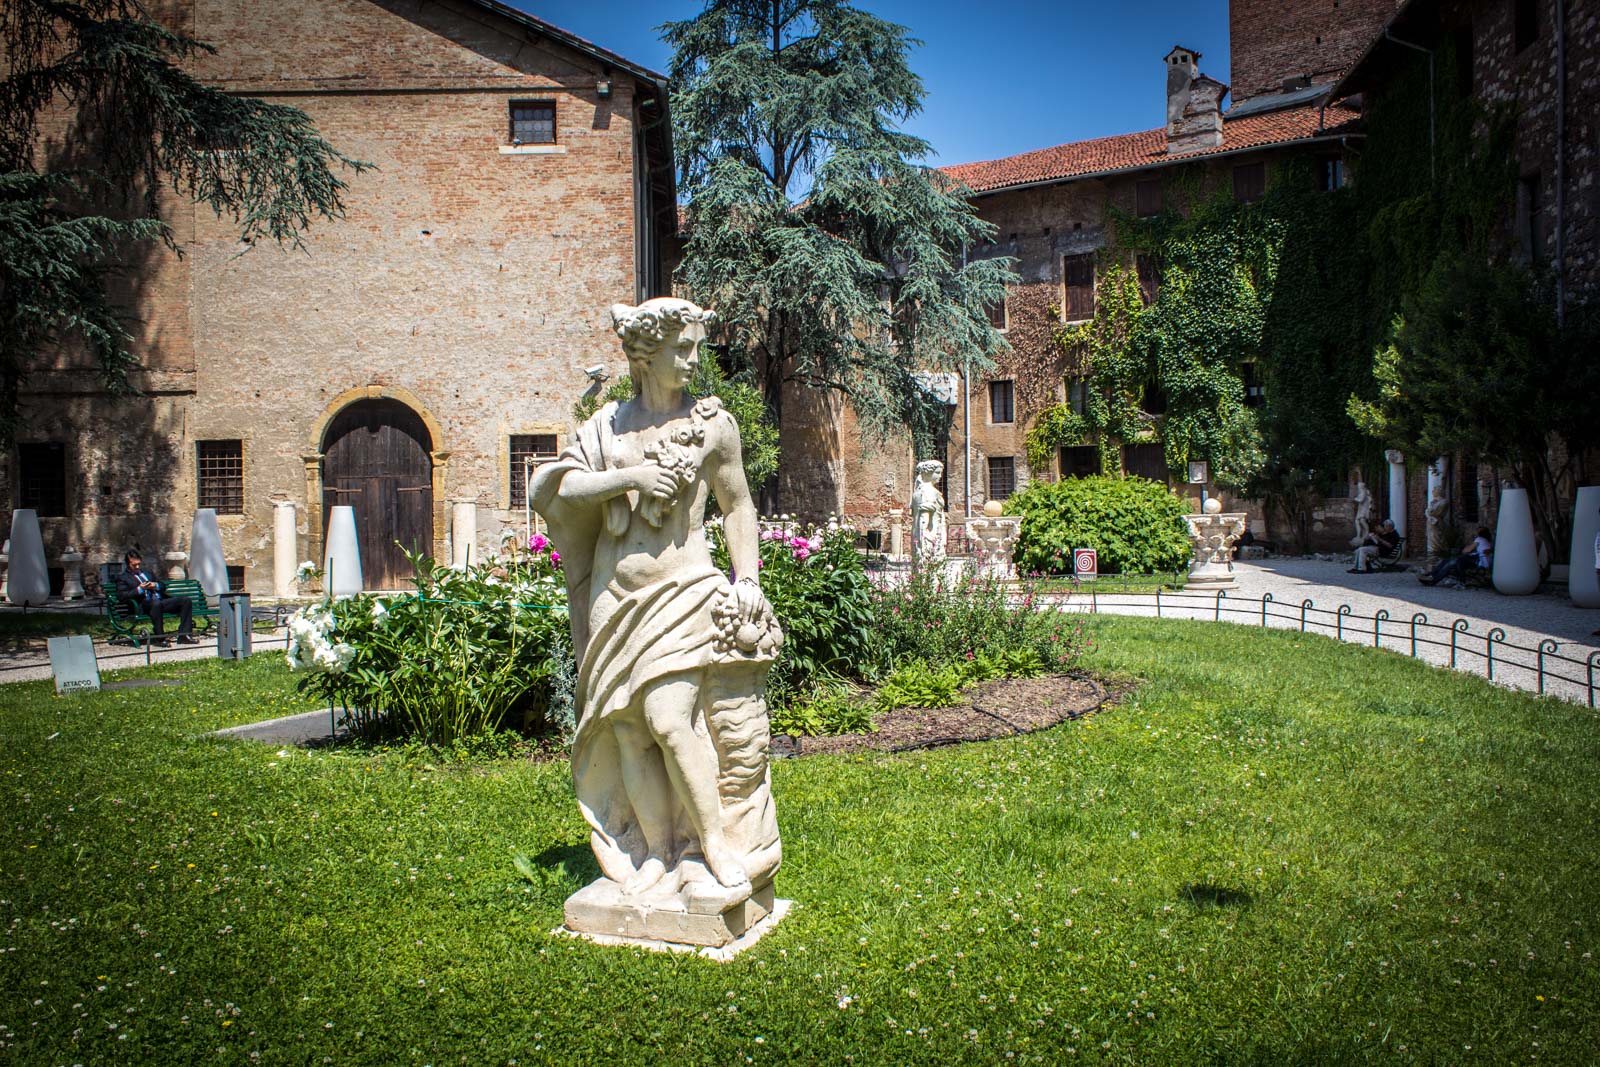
[1165,45,1227,155]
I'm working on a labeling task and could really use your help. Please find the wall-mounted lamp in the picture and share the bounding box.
[596,78,612,97]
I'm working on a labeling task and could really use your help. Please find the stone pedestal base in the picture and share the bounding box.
[564,877,777,950]
[1183,563,1240,592]
[560,897,792,962]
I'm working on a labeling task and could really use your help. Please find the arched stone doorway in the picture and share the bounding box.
[321,398,434,590]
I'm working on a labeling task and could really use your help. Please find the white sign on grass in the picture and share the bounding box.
[47,635,101,695]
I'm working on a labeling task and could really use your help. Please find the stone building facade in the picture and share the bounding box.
[8,0,676,594]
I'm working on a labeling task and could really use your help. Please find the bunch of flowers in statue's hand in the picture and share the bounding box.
[638,430,703,527]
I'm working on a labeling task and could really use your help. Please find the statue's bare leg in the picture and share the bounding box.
[611,716,673,894]
[642,678,749,889]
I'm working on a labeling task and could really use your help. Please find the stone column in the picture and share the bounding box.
[1385,449,1407,540]
[1425,457,1449,556]
[451,500,477,570]
[59,546,85,600]
[164,551,188,581]
[0,540,8,601]
[887,508,906,559]
[273,501,298,599]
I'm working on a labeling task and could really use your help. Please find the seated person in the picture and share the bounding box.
[114,550,197,645]
[1350,519,1400,573]
[1420,527,1492,586]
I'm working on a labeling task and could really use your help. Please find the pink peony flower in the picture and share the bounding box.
[550,550,561,567]
[528,533,549,552]
[794,547,810,561]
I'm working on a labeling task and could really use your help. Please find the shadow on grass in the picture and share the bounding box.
[1180,883,1254,909]
[533,842,600,886]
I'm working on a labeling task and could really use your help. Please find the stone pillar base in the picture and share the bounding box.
[562,878,787,960]
[1183,563,1240,592]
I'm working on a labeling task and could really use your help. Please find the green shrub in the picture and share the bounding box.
[874,659,967,712]
[1005,475,1192,575]
[285,545,571,745]
[709,520,875,710]
[867,570,1089,675]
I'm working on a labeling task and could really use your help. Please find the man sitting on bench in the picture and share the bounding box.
[1350,519,1401,573]
[115,550,198,646]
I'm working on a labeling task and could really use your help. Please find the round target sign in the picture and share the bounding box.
[1073,548,1098,581]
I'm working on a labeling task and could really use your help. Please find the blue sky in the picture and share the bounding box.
[516,0,1232,167]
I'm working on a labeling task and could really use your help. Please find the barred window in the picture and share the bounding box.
[196,440,244,514]
[510,434,560,507]
[226,565,246,592]
[987,456,1017,500]
[988,380,1015,424]
[17,442,67,516]
[509,101,556,145]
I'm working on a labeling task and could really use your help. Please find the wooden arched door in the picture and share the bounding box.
[321,399,433,590]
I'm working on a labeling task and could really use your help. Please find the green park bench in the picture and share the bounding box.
[104,578,220,645]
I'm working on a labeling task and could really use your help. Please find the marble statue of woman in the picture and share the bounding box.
[532,298,784,944]
[1349,479,1374,548]
[911,459,947,560]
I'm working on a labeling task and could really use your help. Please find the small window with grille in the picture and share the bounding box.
[196,440,244,514]
[226,565,246,592]
[988,379,1015,424]
[510,434,560,508]
[17,442,67,517]
[986,293,1008,330]
[509,101,556,145]
[987,456,1017,500]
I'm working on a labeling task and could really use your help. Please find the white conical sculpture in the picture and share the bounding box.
[1491,487,1540,595]
[1569,486,1600,608]
[189,509,228,604]
[322,505,363,596]
[7,510,50,606]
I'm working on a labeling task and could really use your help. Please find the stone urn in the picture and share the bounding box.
[965,509,1022,581]
[1182,501,1247,591]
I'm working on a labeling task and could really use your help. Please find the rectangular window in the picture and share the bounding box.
[1518,171,1545,263]
[986,456,1017,500]
[1233,162,1266,203]
[988,380,1015,424]
[986,293,1008,330]
[226,565,246,593]
[1062,252,1096,321]
[1135,253,1162,304]
[196,440,244,514]
[509,101,556,145]
[16,442,67,517]
[1060,445,1099,479]
[1135,178,1163,218]
[1514,0,1538,52]
[1123,443,1168,482]
[509,433,560,508]
[1241,361,1265,407]
[1318,158,1345,192]
[1067,378,1090,415]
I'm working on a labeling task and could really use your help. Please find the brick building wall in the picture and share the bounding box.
[1230,0,1403,101]
[8,0,670,593]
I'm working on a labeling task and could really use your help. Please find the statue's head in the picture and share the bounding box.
[609,298,717,393]
[915,459,943,482]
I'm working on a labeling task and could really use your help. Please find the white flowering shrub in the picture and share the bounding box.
[287,542,572,745]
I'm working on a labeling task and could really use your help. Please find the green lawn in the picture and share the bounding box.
[0,609,111,647]
[2,618,1597,1064]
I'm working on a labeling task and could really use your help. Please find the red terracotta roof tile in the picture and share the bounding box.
[940,103,1359,194]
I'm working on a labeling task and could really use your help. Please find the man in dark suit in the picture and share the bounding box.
[114,550,197,645]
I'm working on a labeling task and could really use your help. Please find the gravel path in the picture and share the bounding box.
[0,629,290,686]
[1056,558,1600,705]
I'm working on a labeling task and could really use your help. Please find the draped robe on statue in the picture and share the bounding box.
[531,401,782,898]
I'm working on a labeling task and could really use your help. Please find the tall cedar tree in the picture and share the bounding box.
[663,0,1014,479]
[0,0,368,443]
